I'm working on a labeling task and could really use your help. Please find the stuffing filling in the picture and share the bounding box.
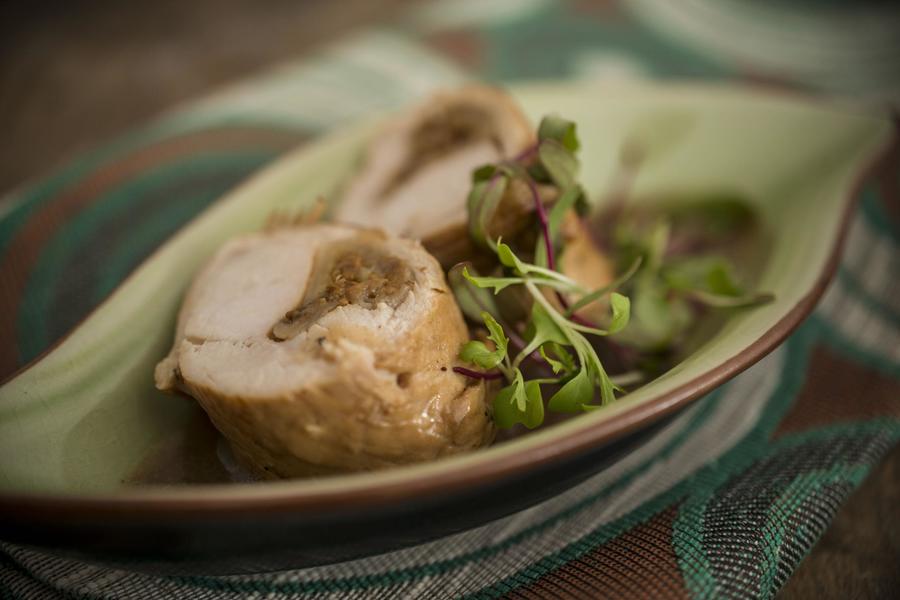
[270,239,416,341]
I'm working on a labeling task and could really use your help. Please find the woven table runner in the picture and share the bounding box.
[2,2,899,598]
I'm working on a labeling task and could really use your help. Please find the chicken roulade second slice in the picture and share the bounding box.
[335,86,534,245]
[155,223,494,478]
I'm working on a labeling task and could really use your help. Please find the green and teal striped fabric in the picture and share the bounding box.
[1,1,898,598]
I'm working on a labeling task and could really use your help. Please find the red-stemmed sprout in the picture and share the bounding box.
[452,366,505,381]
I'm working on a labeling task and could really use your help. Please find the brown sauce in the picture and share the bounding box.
[125,409,246,485]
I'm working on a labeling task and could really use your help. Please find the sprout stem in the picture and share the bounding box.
[452,366,505,381]
[514,143,538,163]
[524,175,556,272]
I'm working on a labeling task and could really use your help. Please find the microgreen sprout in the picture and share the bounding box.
[460,241,633,428]
[451,112,772,429]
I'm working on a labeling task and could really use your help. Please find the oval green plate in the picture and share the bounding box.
[0,82,893,573]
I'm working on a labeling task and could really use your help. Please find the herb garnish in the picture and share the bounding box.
[451,113,773,429]
[455,243,632,428]
[611,207,774,351]
[451,115,638,428]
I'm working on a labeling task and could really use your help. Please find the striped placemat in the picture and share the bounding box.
[2,2,899,598]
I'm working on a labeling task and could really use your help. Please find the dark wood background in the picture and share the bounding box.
[1,1,897,597]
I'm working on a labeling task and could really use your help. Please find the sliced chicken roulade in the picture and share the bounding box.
[335,86,535,265]
[155,223,493,478]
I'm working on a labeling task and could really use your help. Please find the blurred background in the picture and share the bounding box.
[3,0,899,194]
[0,0,414,192]
[1,0,898,597]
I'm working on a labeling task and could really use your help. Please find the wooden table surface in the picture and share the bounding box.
[2,1,897,597]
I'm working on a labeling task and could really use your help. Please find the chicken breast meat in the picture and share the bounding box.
[155,223,494,478]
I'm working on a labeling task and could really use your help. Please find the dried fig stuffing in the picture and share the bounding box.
[382,105,501,196]
[270,240,417,341]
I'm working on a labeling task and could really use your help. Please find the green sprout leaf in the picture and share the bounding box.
[661,256,716,292]
[515,303,570,368]
[496,239,526,272]
[472,164,498,183]
[661,256,773,309]
[547,367,594,412]
[459,341,500,369]
[571,338,619,405]
[461,266,522,294]
[689,290,775,308]
[597,365,618,405]
[538,139,579,190]
[496,240,585,290]
[528,303,570,346]
[608,292,631,334]
[564,292,630,337]
[646,220,671,273]
[618,279,692,351]
[664,257,742,296]
[522,380,545,429]
[483,312,509,357]
[665,194,757,235]
[467,173,509,249]
[538,114,580,152]
[706,262,741,296]
[459,312,508,369]
[492,381,520,429]
[540,342,576,375]
[493,370,543,429]
[448,263,500,322]
[635,282,678,341]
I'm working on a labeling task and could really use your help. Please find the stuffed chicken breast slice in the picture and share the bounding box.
[335,86,534,243]
[155,224,493,478]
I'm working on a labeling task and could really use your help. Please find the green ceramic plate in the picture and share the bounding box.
[0,82,892,573]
